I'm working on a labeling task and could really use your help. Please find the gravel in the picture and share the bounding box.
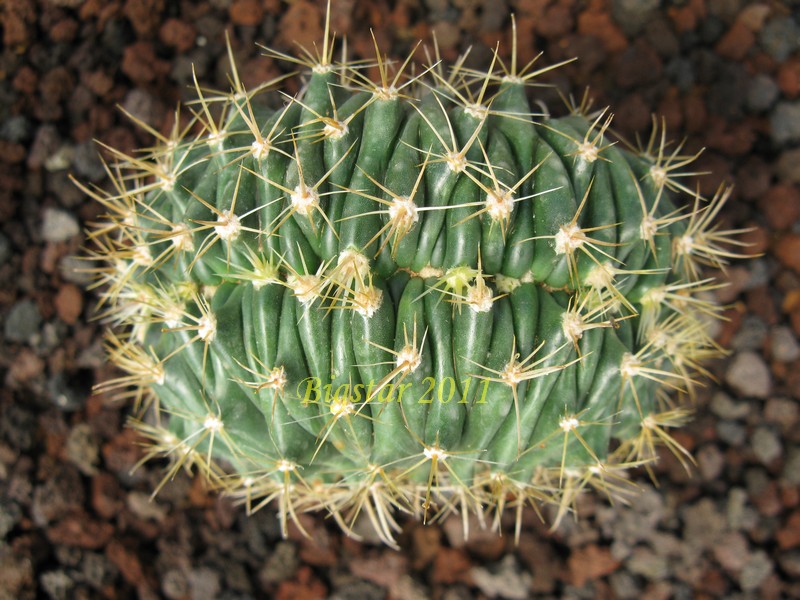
[770,101,800,146]
[41,207,80,242]
[770,326,800,362]
[759,16,800,62]
[725,351,772,398]
[751,427,783,465]
[4,299,42,344]
[746,74,779,113]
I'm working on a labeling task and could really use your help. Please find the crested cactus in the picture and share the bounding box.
[81,13,747,547]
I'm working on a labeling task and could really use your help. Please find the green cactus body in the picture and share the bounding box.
[85,17,746,547]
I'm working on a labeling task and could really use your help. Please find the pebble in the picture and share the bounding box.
[0,501,21,538]
[783,447,800,486]
[726,488,755,531]
[162,569,189,600]
[713,531,749,573]
[188,567,221,600]
[776,147,800,183]
[775,234,800,274]
[746,73,779,113]
[4,299,42,343]
[710,391,751,420]
[771,326,800,362]
[54,284,83,326]
[470,555,532,600]
[59,256,93,286]
[759,16,800,62]
[258,542,298,586]
[41,207,80,242]
[627,546,669,580]
[683,498,727,549]
[764,397,798,430]
[770,101,800,146]
[697,444,725,480]
[779,551,800,579]
[611,0,660,35]
[65,423,98,476]
[40,569,74,600]
[731,315,768,351]
[609,572,640,600]
[0,114,32,143]
[739,549,773,591]
[71,140,106,182]
[760,185,800,232]
[725,351,772,398]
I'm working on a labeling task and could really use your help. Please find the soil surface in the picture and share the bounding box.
[1,1,799,599]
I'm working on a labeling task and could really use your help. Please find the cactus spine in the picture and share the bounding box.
[83,13,746,547]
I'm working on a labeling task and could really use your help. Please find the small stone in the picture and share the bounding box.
[778,58,800,99]
[611,0,660,35]
[470,555,532,600]
[771,326,800,362]
[54,284,83,326]
[40,570,74,600]
[726,488,754,531]
[716,20,755,61]
[0,502,21,538]
[59,256,93,286]
[739,550,773,591]
[759,185,800,232]
[1,114,31,144]
[41,207,80,242]
[725,351,771,398]
[683,498,726,549]
[713,531,749,573]
[751,427,782,465]
[746,74,779,113]
[230,0,264,26]
[779,550,800,578]
[48,514,114,549]
[760,16,800,62]
[627,547,669,580]
[28,125,61,170]
[783,447,800,486]
[159,18,195,52]
[770,102,800,146]
[775,234,800,274]
[697,444,725,480]
[106,540,144,586]
[72,140,106,182]
[710,392,750,420]
[4,299,42,343]
[777,511,800,550]
[764,397,798,431]
[127,491,167,521]
[432,547,472,585]
[776,147,800,183]
[259,542,298,586]
[731,315,768,351]
[188,567,221,600]
[162,569,189,600]
[65,423,98,476]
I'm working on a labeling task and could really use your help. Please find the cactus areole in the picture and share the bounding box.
[83,15,745,547]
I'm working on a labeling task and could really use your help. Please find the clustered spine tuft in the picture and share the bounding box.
[80,10,748,548]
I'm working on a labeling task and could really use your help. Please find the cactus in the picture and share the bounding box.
[81,13,747,547]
